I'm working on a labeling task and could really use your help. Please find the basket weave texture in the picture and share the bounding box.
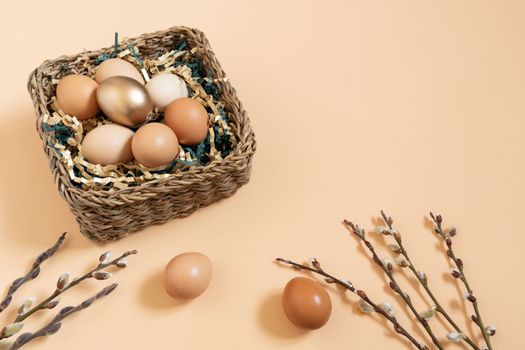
[27,26,256,241]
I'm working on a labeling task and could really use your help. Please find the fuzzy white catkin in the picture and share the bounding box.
[0,339,11,350]
[447,332,462,343]
[380,302,394,316]
[358,299,373,314]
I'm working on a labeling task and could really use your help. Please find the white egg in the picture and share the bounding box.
[145,74,189,112]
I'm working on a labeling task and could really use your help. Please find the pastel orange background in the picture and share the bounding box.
[0,1,523,349]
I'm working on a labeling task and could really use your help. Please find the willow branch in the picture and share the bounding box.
[8,284,118,350]
[379,211,480,350]
[14,250,137,323]
[343,220,444,350]
[430,212,493,350]
[276,258,429,350]
[0,233,66,314]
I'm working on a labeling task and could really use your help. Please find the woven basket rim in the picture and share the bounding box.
[28,27,215,75]
[28,26,256,205]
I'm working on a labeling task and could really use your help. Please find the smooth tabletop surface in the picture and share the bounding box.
[0,1,523,349]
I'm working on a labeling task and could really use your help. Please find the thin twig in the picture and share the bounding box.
[0,233,67,313]
[275,258,429,350]
[379,210,480,350]
[430,212,493,350]
[343,220,444,350]
[14,250,137,323]
[8,283,118,350]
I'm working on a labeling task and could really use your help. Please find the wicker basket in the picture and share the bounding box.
[27,26,256,242]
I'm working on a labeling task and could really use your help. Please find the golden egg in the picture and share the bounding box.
[96,76,153,127]
[282,277,332,329]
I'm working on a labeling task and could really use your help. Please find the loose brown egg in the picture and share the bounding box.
[97,76,153,127]
[131,122,179,168]
[282,277,332,329]
[95,58,145,84]
[164,97,209,145]
[82,124,134,165]
[56,74,100,120]
[164,252,212,300]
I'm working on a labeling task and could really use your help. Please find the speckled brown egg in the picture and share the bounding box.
[56,74,100,120]
[164,252,212,300]
[164,97,209,145]
[131,122,179,168]
[282,277,332,329]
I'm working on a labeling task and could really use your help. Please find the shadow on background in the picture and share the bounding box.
[257,291,308,339]
[139,269,189,310]
[0,105,91,249]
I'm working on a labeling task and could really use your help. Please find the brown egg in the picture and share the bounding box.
[97,76,153,127]
[282,277,332,329]
[164,98,209,145]
[56,74,100,120]
[164,252,212,300]
[95,58,145,84]
[82,124,134,165]
[131,122,179,168]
